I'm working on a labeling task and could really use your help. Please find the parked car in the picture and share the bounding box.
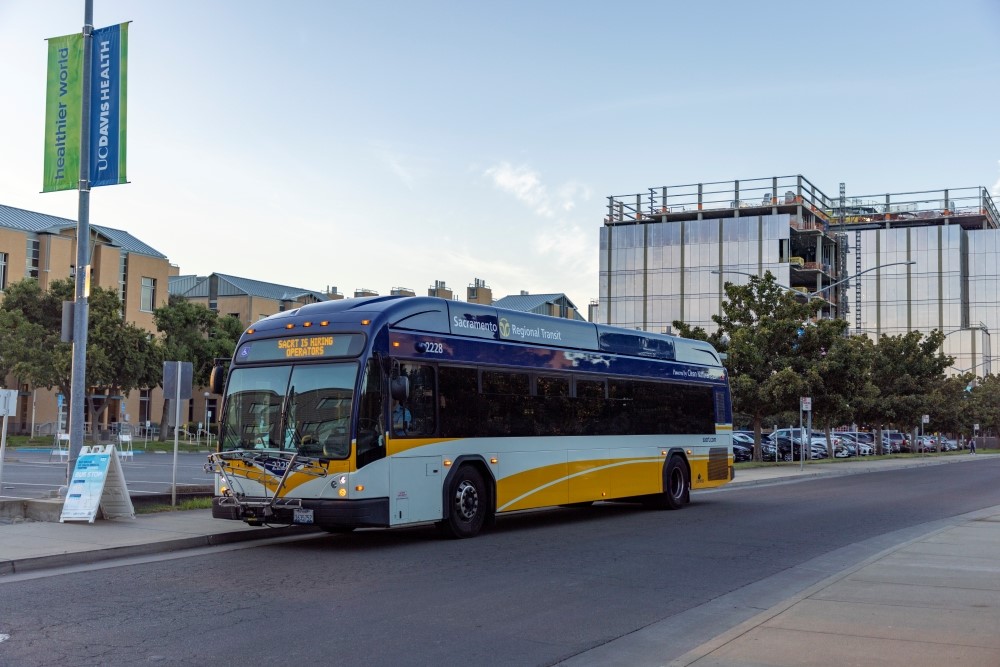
[772,429,841,449]
[732,443,752,462]
[834,433,868,456]
[915,435,938,452]
[882,432,909,453]
[773,436,830,461]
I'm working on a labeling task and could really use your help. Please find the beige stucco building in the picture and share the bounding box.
[1,204,172,436]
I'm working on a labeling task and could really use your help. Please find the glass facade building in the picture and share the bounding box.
[600,215,789,332]
[599,176,999,376]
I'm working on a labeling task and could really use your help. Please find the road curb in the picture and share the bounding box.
[0,524,318,576]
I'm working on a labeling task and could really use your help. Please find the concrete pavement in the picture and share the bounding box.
[0,452,997,666]
[668,503,1000,666]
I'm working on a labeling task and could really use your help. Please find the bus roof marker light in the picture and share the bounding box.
[361,319,371,326]
[246,328,255,335]
[303,322,312,327]
[285,323,295,330]
[490,457,498,464]
[392,341,400,348]
[443,459,452,467]
[355,485,365,492]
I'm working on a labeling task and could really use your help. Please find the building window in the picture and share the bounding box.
[138,388,151,425]
[140,277,156,312]
[0,252,7,290]
[119,252,128,306]
[25,239,40,279]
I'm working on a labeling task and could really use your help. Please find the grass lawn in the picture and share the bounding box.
[736,448,996,469]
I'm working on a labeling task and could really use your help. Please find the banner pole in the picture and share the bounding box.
[67,0,94,481]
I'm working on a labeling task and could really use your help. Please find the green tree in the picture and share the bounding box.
[859,330,951,453]
[675,272,819,461]
[0,278,162,438]
[926,373,974,447]
[0,279,71,395]
[796,326,878,456]
[153,296,242,439]
[83,286,164,432]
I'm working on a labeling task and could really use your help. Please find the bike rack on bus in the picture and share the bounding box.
[205,450,328,519]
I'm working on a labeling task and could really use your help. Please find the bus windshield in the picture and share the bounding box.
[219,362,359,459]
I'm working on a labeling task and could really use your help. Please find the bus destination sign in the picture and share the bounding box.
[236,333,365,363]
[280,336,335,357]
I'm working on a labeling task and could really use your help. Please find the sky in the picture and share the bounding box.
[2,0,999,312]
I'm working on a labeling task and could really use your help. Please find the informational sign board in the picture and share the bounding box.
[163,361,194,401]
[0,389,17,416]
[800,397,812,412]
[60,444,135,523]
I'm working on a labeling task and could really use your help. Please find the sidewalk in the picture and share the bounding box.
[668,503,1000,666]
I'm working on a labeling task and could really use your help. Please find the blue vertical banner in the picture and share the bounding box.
[89,23,128,187]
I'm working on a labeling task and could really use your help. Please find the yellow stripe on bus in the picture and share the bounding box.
[497,457,665,511]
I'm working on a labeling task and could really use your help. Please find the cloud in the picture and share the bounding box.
[484,161,592,216]
[993,160,1000,199]
[483,161,598,302]
[485,162,555,217]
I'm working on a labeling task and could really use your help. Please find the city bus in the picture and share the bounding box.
[206,296,733,538]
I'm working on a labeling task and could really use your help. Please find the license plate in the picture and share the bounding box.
[293,508,314,524]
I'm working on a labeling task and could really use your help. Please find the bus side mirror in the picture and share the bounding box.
[390,376,409,402]
[209,364,226,395]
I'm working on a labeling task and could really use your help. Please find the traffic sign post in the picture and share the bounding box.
[921,414,929,456]
[799,397,812,471]
[0,389,19,497]
[164,361,193,506]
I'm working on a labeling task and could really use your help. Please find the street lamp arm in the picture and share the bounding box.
[709,269,796,294]
[807,261,915,297]
[712,260,916,299]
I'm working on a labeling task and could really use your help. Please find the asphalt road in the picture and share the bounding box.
[1,459,998,667]
[0,451,213,499]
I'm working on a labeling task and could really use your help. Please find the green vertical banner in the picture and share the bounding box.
[43,32,83,193]
[90,23,128,187]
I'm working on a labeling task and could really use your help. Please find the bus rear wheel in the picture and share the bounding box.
[646,455,688,510]
[439,465,489,539]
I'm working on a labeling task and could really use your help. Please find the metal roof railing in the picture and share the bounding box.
[606,175,834,223]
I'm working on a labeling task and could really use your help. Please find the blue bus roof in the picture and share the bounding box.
[245,296,721,365]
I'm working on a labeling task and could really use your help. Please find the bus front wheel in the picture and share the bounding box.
[440,466,489,539]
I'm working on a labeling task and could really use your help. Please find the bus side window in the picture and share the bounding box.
[396,363,436,438]
[439,366,478,438]
[356,359,385,468]
[574,378,607,435]
[482,370,531,437]
[535,375,570,436]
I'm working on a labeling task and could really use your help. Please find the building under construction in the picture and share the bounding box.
[599,175,999,375]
